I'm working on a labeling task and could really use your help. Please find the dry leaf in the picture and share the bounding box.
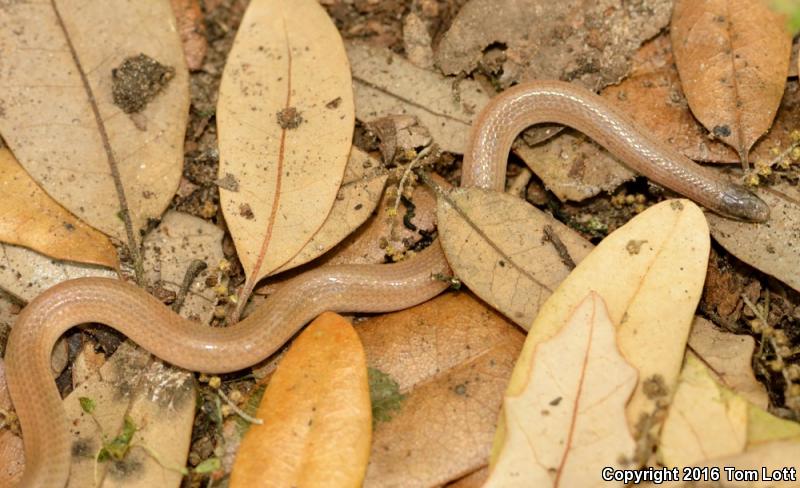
[0,0,189,242]
[435,0,671,89]
[170,0,207,70]
[487,292,637,487]
[0,148,118,269]
[659,354,749,467]
[514,131,634,202]
[687,317,768,408]
[495,200,710,465]
[671,0,792,164]
[142,211,224,324]
[217,0,354,291]
[357,292,524,487]
[347,41,490,154]
[446,468,489,488]
[603,34,800,164]
[657,355,800,484]
[63,342,195,488]
[707,182,800,293]
[0,244,117,302]
[437,187,593,327]
[273,148,388,274]
[230,312,370,487]
[0,359,23,487]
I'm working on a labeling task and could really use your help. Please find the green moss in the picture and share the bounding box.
[368,367,405,426]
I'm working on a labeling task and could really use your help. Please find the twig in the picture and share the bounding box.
[218,389,263,425]
[172,259,208,313]
[542,225,576,270]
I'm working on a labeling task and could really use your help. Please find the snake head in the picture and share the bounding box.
[720,186,770,223]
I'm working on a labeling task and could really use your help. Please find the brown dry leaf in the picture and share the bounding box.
[671,0,792,164]
[356,292,524,487]
[707,182,800,293]
[687,317,768,408]
[435,0,671,89]
[142,211,224,324]
[347,41,491,154]
[63,342,195,488]
[494,200,710,465]
[230,312,370,488]
[437,187,593,328]
[273,148,388,274]
[659,354,749,467]
[0,0,189,244]
[0,244,117,302]
[170,0,207,70]
[446,468,489,488]
[0,359,24,487]
[604,34,800,164]
[514,131,634,202]
[217,0,354,294]
[487,293,637,487]
[0,148,118,269]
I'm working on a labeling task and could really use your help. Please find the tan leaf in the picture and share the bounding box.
[603,34,800,165]
[487,293,637,487]
[671,0,792,164]
[437,187,593,328]
[230,312,370,487]
[514,131,634,202]
[273,148,388,274]
[434,0,671,88]
[659,354,749,467]
[446,467,489,488]
[687,317,767,408]
[218,0,354,300]
[142,211,224,324]
[0,0,189,243]
[0,148,118,269]
[356,292,524,487]
[0,244,117,302]
[0,361,23,486]
[495,200,710,465]
[707,182,800,292]
[347,41,491,154]
[64,342,196,488]
[170,0,207,70]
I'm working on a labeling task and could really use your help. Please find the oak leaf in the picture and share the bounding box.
[0,148,118,269]
[671,0,792,165]
[486,292,637,487]
[0,0,189,244]
[217,0,355,298]
[230,312,371,488]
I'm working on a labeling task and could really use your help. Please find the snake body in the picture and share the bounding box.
[5,81,769,487]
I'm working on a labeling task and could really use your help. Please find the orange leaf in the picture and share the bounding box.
[0,148,118,268]
[230,312,371,487]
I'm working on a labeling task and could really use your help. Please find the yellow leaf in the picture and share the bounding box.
[495,200,710,465]
[659,354,748,467]
[486,292,637,487]
[230,312,370,488]
[0,148,118,268]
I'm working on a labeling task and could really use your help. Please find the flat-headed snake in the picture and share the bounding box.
[4,81,769,487]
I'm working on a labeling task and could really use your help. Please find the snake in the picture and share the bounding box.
[4,80,769,487]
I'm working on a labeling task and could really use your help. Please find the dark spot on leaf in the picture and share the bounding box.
[712,124,731,137]
[111,54,175,114]
[276,106,303,129]
[326,97,342,109]
[239,203,254,219]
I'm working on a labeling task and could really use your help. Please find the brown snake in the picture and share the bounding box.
[4,81,769,487]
